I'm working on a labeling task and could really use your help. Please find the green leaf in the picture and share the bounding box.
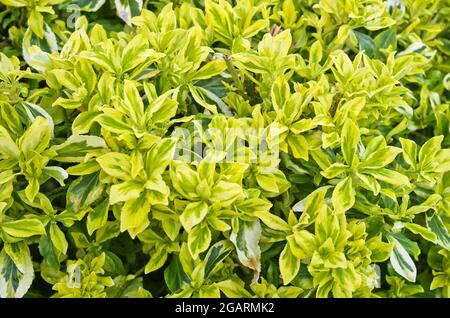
[16,102,54,135]
[210,181,243,206]
[399,138,417,169]
[75,58,97,93]
[25,177,40,202]
[78,0,106,12]
[16,191,54,216]
[144,247,168,274]
[87,199,110,235]
[145,138,176,176]
[332,176,355,213]
[374,29,396,57]
[296,187,329,225]
[115,0,143,24]
[180,201,209,233]
[49,223,68,254]
[289,230,316,259]
[43,167,68,186]
[427,214,450,250]
[0,243,34,298]
[0,0,448,299]
[164,255,188,293]
[364,16,395,31]
[0,126,19,159]
[96,153,132,180]
[4,242,31,274]
[287,134,308,160]
[444,73,450,90]
[49,69,79,91]
[256,172,290,195]
[96,114,134,134]
[216,278,252,298]
[66,159,100,176]
[309,41,323,66]
[363,168,411,187]
[203,241,233,278]
[389,232,421,259]
[106,276,151,298]
[315,209,341,245]
[341,119,360,165]
[360,146,402,169]
[282,0,297,27]
[96,221,121,244]
[28,9,44,38]
[188,223,211,258]
[50,135,106,163]
[405,223,437,243]
[279,243,300,285]
[191,60,227,81]
[71,232,90,249]
[271,76,289,113]
[256,174,279,193]
[353,31,374,57]
[123,80,144,123]
[66,172,103,213]
[22,25,56,72]
[198,285,220,298]
[255,210,291,232]
[109,180,144,205]
[147,89,179,123]
[367,238,393,262]
[230,219,261,277]
[72,111,102,135]
[242,19,268,38]
[188,84,218,114]
[38,235,59,269]
[321,163,349,179]
[418,136,443,169]
[19,116,51,157]
[389,237,417,283]
[357,173,380,195]
[1,218,45,238]
[120,194,151,237]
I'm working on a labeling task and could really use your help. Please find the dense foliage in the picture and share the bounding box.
[0,0,449,298]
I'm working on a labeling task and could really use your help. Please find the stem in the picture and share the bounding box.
[134,265,146,277]
[47,183,69,200]
[224,55,247,97]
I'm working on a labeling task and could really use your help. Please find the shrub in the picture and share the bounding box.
[0,0,449,298]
